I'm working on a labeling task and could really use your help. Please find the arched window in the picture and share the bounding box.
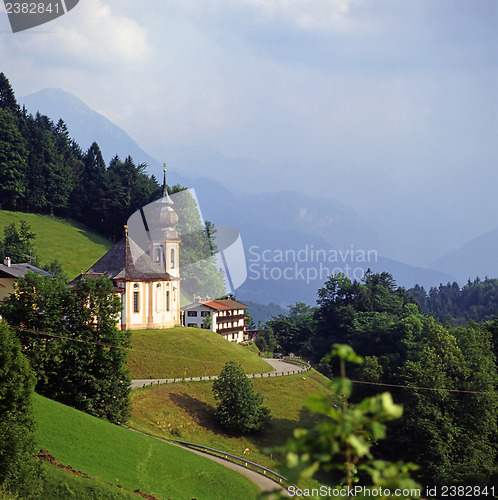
[170,248,175,269]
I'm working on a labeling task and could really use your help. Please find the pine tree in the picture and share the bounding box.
[0,73,18,114]
[0,109,28,210]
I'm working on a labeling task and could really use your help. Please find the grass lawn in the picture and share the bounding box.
[129,370,337,470]
[127,327,274,379]
[38,463,140,500]
[34,394,260,500]
[0,210,112,280]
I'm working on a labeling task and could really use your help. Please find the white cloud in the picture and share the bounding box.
[2,0,149,69]
[240,0,356,31]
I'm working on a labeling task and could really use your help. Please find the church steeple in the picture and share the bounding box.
[148,162,180,276]
[161,163,174,206]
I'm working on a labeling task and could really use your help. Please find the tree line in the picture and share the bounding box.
[408,277,498,325]
[0,72,162,241]
[257,271,498,488]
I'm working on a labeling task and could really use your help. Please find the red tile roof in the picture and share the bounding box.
[201,299,249,310]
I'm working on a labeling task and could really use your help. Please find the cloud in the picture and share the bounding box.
[1,0,149,69]
[241,0,356,31]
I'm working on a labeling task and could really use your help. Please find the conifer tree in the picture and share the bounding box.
[0,73,18,114]
[0,109,28,209]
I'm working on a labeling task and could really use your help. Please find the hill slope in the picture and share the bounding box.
[0,211,112,279]
[34,394,259,500]
[129,371,335,470]
[127,327,273,379]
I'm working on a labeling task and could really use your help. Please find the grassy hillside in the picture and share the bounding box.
[0,210,112,279]
[127,327,273,379]
[38,463,140,500]
[34,394,260,500]
[129,370,336,469]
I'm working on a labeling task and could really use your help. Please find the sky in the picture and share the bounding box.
[0,0,497,266]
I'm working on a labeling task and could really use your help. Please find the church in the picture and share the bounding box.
[71,168,181,330]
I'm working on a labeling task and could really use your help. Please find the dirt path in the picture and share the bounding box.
[131,358,308,390]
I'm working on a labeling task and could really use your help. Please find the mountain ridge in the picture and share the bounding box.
[19,88,467,304]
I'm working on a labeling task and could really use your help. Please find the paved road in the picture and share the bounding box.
[131,358,307,390]
[125,426,287,496]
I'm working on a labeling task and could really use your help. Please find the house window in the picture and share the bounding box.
[170,248,175,269]
[188,310,198,317]
[133,291,140,313]
[188,323,196,328]
[201,311,210,317]
[166,290,170,312]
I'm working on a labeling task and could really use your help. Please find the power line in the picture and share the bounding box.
[11,326,498,396]
[350,379,495,396]
[13,326,196,362]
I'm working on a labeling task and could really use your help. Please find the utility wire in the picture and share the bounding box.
[349,379,495,396]
[12,326,498,396]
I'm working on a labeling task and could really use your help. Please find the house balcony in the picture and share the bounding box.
[216,326,245,335]
[217,313,245,322]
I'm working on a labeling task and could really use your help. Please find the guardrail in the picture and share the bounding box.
[136,361,312,388]
[174,439,288,486]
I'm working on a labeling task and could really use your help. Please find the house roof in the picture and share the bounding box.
[0,263,54,279]
[182,298,249,311]
[71,234,179,284]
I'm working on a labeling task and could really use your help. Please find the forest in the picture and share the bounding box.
[258,271,498,488]
[409,278,498,325]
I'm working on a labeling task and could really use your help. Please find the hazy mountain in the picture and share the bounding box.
[19,87,458,305]
[20,88,161,169]
[431,227,498,283]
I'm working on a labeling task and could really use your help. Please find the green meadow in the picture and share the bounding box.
[127,327,273,379]
[0,211,112,279]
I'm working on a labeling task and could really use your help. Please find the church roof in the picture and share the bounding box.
[73,235,178,283]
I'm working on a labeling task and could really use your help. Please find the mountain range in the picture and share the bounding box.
[20,88,496,305]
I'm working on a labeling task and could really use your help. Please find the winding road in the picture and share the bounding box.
[131,358,308,390]
[129,358,307,495]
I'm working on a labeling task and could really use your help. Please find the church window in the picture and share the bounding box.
[170,248,175,269]
[133,291,140,313]
[166,291,170,312]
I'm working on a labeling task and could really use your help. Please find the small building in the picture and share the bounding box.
[0,257,54,301]
[181,298,250,343]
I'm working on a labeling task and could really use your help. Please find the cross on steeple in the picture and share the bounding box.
[161,163,173,205]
